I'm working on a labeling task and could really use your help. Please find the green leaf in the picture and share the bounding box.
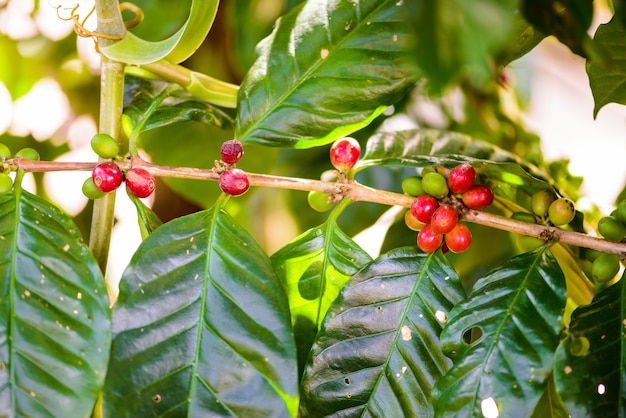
[271,213,372,373]
[126,191,163,240]
[0,190,110,417]
[587,17,626,117]
[236,0,419,148]
[101,0,220,64]
[530,374,570,418]
[410,0,518,91]
[103,208,298,417]
[432,248,567,417]
[300,248,465,416]
[553,273,626,417]
[358,129,559,207]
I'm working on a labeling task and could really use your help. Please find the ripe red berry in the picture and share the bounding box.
[220,139,244,165]
[430,204,459,234]
[219,168,250,196]
[411,195,439,224]
[462,184,494,210]
[92,162,123,193]
[448,163,476,194]
[445,223,472,253]
[126,168,156,198]
[417,225,443,253]
[329,137,361,172]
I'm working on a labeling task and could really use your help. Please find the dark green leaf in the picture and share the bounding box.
[530,373,570,418]
[0,190,110,417]
[236,0,419,148]
[126,190,163,239]
[300,248,465,416]
[587,17,626,117]
[553,274,626,417]
[124,76,235,133]
[410,0,518,91]
[103,208,298,417]
[432,248,567,417]
[502,11,546,65]
[271,214,372,373]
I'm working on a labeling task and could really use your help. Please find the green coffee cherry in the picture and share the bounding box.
[616,199,626,225]
[402,176,424,196]
[0,143,11,160]
[307,191,334,212]
[0,173,13,193]
[531,189,555,217]
[591,254,620,283]
[90,133,119,159]
[15,148,40,161]
[422,172,449,199]
[598,216,626,242]
[511,212,537,223]
[548,197,575,226]
[570,336,590,356]
[585,248,603,262]
[82,177,106,200]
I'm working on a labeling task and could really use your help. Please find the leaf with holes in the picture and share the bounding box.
[235,0,419,148]
[271,214,372,373]
[432,247,567,417]
[553,272,626,417]
[299,248,465,416]
[102,207,298,417]
[0,189,110,417]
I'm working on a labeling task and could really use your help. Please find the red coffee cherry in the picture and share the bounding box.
[411,195,439,224]
[430,204,459,234]
[462,184,494,210]
[445,223,472,253]
[126,168,156,198]
[448,163,476,194]
[219,168,250,196]
[329,137,361,172]
[92,162,123,193]
[417,225,443,253]
[220,139,244,165]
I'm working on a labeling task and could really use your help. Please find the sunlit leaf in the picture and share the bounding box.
[432,248,567,417]
[236,0,419,148]
[0,190,110,417]
[300,248,465,416]
[271,214,372,372]
[554,274,626,417]
[103,207,298,417]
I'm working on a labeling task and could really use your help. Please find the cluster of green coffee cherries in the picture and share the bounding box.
[583,200,626,283]
[0,143,41,192]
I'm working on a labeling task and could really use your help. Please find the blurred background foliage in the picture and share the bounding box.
[0,0,623,286]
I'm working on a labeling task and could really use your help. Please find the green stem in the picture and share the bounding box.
[89,0,126,277]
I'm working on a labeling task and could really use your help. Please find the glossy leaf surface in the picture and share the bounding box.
[101,0,219,64]
[127,191,163,240]
[271,215,372,372]
[300,248,465,416]
[0,189,110,417]
[554,274,626,417]
[432,248,567,417]
[236,0,419,148]
[103,208,298,417]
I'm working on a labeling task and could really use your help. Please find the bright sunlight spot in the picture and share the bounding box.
[597,383,606,395]
[480,397,500,418]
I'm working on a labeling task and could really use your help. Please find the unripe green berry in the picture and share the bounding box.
[591,254,621,283]
[422,172,449,198]
[15,148,40,161]
[511,212,537,223]
[90,133,119,159]
[401,176,424,196]
[585,249,604,262]
[0,143,11,160]
[548,197,576,226]
[0,173,12,193]
[598,216,626,242]
[307,191,334,212]
[82,177,106,200]
[616,199,626,225]
[570,336,590,356]
[531,189,555,217]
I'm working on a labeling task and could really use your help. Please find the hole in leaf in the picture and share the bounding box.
[462,327,483,345]
[344,377,350,385]
[152,394,161,403]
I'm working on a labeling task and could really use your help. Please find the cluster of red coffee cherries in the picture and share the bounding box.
[83,133,156,200]
[404,164,494,254]
[217,139,249,196]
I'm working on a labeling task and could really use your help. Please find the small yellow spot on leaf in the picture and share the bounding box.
[320,48,329,59]
[401,325,412,341]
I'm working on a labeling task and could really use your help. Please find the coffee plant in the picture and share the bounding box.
[1,0,626,416]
